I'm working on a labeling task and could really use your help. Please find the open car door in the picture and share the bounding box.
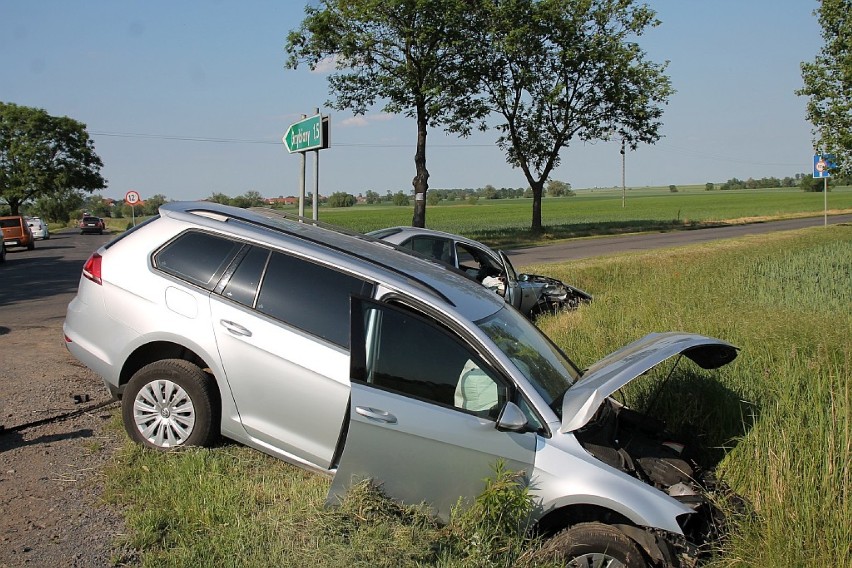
[329,298,538,521]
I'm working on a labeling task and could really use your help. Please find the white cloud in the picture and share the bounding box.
[339,113,397,128]
[341,116,369,127]
[311,55,340,74]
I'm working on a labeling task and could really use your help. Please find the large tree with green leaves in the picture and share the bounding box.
[798,0,852,174]
[0,102,106,215]
[464,0,673,232]
[285,0,486,228]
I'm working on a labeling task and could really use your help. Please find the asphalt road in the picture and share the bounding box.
[507,213,852,267]
[0,229,113,324]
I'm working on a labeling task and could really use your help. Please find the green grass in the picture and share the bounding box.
[104,224,852,566]
[318,186,852,246]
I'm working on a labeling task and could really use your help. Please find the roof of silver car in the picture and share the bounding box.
[159,201,506,322]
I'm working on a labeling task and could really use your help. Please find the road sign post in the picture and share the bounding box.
[813,154,835,226]
[284,112,329,220]
[125,190,141,227]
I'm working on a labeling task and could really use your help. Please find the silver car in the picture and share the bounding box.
[26,217,50,240]
[369,226,592,318]
[64,202,737,566]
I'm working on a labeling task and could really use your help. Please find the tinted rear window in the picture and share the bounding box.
[154,231,242,290]
[255,252,373,347]
[0,218,23,228]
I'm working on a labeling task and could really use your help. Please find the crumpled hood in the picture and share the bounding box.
[560,332,738,433]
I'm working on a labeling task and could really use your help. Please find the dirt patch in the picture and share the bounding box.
[0,324,127,567]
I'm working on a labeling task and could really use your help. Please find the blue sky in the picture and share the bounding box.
[1,1,822,202]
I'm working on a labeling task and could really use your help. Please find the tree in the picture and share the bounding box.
[142,193,168,216]
[546,179,572,197]
[208,192,232,205]
[465,0,673,232]
[364,190,381,204]
[327,191,356,207]
[798,0,852,174]
[0,102,106,215]
[705,182,715,191]
[32,189,84,223]
[230,191,265,209]
[392,191,410,206]
[285,0,486,228]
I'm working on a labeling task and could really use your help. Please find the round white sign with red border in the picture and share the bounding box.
[125,190,141,205]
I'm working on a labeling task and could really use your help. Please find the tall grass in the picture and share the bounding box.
[536,225,851,566]
[105,225,851,566]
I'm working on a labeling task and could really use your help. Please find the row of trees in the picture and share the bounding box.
[286,0,673,231]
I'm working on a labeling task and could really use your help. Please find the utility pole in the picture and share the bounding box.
[621,138,626,208]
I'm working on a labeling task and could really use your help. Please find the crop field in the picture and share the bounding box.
[318,186,852,245]
[104,224,851,566]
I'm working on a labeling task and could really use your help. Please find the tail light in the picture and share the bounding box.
[82,252,103,285]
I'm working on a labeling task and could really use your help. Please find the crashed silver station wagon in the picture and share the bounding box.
[64,202,738,567]
[369,226,592,318]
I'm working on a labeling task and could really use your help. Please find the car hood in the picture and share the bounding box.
[559,332,738,433]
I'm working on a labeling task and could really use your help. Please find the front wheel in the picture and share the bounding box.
[121,359,219,449]
[543,523,647,568]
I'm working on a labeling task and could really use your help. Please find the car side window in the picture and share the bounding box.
[403,236,454,265]
[356,302,508,419]
[154,231,243,290]
[255,252,373,347]
[221,246,270,307]
[455,242,501,281]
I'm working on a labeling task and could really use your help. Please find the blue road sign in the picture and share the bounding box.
[813,154,835,178]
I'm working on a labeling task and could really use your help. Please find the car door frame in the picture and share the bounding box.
[329,297,539,521]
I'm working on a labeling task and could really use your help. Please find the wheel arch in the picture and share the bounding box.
[534,503,635,538]
[120,341,217,394]
[534,504,678,567]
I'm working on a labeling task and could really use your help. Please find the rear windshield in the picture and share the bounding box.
[82,217,100,222]
[0,218,23,228]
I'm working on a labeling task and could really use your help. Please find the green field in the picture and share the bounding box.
[318,186,852,246]
[104,223,852,567]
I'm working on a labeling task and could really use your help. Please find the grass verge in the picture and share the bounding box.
[104,224,851,566]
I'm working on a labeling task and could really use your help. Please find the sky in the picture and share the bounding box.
[0,1,824,203]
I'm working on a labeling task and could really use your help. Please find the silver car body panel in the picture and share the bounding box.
[560,333,739,433]
[531,433,693,534]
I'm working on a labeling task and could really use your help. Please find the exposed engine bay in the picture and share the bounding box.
[575,397,731,565]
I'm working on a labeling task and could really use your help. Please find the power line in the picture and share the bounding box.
[89,130,494,148]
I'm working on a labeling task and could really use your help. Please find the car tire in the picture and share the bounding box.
[122,359,219,450]
[543,522,647,568]
[27,240,34,250]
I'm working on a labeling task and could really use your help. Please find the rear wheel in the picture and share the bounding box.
[544,523,647,568]
[122,359,219,449]
[26,240,34,250]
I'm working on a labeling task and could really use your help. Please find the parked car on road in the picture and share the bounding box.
[64,202,738,566]
[0,215,35,250]
[26,217,50,240]
[79,216,105,234]
[369,226,592,318]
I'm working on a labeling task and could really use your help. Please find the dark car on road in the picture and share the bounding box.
[79,216,105,235]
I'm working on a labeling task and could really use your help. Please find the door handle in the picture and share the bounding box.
[355,406,397,424]
[220,319,252,337]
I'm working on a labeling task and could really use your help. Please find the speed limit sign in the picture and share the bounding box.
[125,190,141,205]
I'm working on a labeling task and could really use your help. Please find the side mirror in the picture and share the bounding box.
[496,401,529,432]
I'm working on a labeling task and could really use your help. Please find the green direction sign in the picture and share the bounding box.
[284,114,325,153]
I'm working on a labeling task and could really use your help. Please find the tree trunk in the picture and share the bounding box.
[530,181,544,233]
[411,107,429,228]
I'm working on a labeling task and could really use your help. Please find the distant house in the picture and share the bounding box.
[265,196,299,206]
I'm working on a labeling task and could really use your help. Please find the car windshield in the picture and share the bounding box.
[476,306,581,417]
